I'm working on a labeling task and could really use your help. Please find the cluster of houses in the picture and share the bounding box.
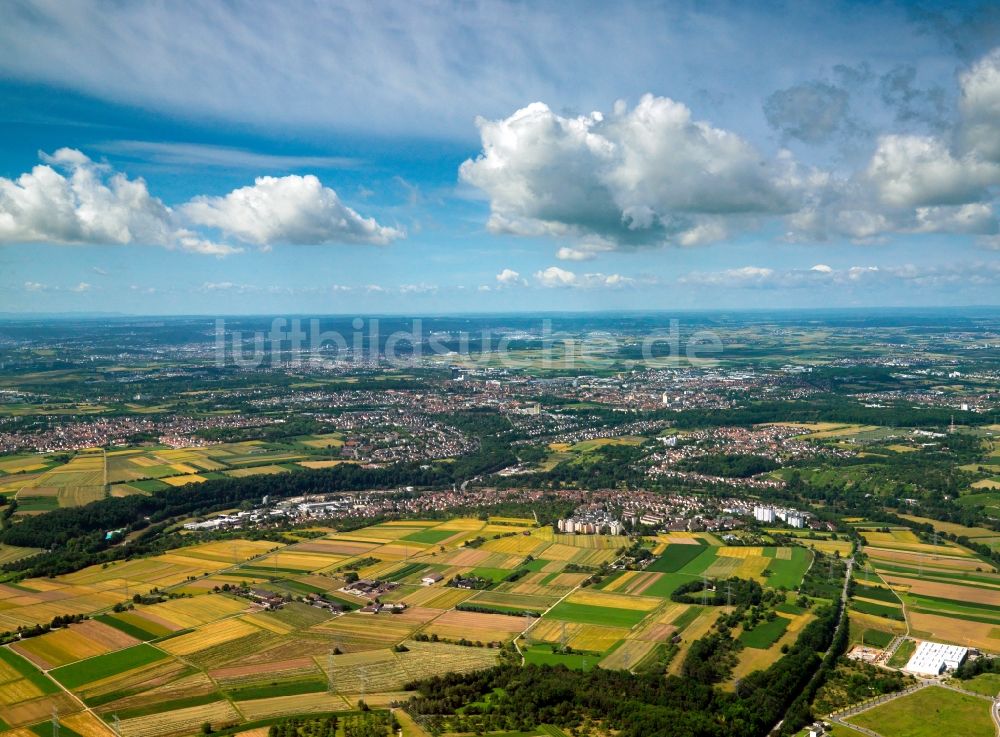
[359,601,408,614]
[340,578,399,598]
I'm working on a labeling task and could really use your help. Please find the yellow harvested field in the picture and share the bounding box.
[225,465,289,478]
[552,534,623,549]
[862,529,970,556]
[865,547,984,570]
[542,544,583,561]
[161,474,207,486]
[236,692,348,721]
[12,620,138,669]
[909,611,1000,651]
[807,538,854,556]
[409,588,476,609]
[136,594,249,630]
[62,711,117,737]
[118,700,241,737]
[717,546,764,558]
[565,589,660,611]
[422,610,526,642]
[480,534,551,556]
[313,613,416,649]
[882,575,1000,604]
[297,460,344,469]
[599,637,656,670]
[527,619,628,652]
[179,539,277,563]
[160,618,262,656]
[899,515,1000,540]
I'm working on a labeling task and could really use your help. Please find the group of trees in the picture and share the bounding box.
[679,454,779,478]
[670,576,763,608]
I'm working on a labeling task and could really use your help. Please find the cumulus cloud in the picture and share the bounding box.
[461,95,798,252]
[533,266,633,289]
[556,247,597,261]
[461,47,1000,252]
[866,134,998,208]
[495,268,526,286]
[183,175,402,247]
[960,48,1000,162]
[0,148,175,246]
[0,150,399,256]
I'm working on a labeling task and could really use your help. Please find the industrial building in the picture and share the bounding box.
[903,640,968,676]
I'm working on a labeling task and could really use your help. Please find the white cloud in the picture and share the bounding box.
[175,230,244,257]
[535,266,579,288]
[533,266,633,289]
[866,134,998,208]
[457,48,1000,252]
[69,282,91,292]
[0,148,174,246]
[23,281,45,292]
[0,150,398,257]
[810,263,833,272]
[461,95,797,252]
[495,268,526,286]
[960,48,1000,162]
[680,266,777,287]
[183,175,402,248]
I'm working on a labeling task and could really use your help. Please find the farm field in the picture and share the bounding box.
[12,451,106,512]
[5,439,382,513]
[858,526,1000,652]
[0,516,836,734]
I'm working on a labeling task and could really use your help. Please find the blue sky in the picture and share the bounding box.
[1,0,999,314]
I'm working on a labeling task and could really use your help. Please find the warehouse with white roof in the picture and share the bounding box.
[903,640,968,676]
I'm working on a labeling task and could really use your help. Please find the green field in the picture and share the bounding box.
[0,647,59,695]
[522,644,599,670]
[852,583,899,603]
[887,639,916,668]
[764,547,812,589]
[957,673,1000,697]
[739,616,790,649]
[544,601,649,628]
[860,629,894,648]
[50,643,168,689]
[851,598,905,620]
[646,544,707,573]
[847,686,994,737]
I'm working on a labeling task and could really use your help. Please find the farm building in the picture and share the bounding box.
[422,572,444,585]
[903,640,968,676]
